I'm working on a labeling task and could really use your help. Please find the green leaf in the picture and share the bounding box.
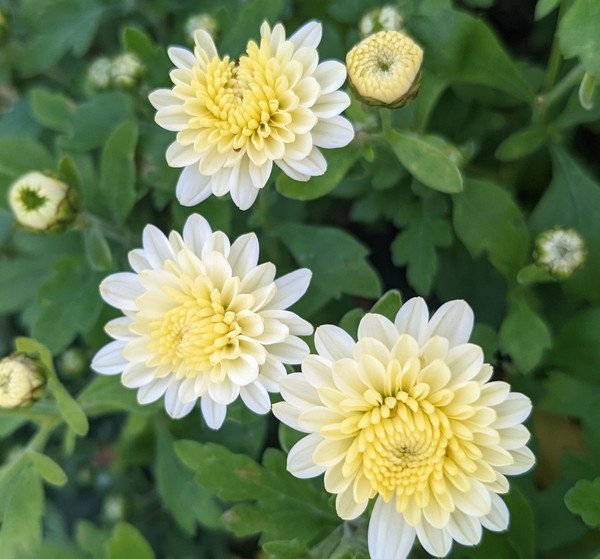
[499,298,552,373]
[0,464,44,556]
[370,290,403,321]
[276,224,382,299]
[14,337,55,374]
[52,380,89,436]
[579,72,597,110]
[30,88,76,133]
[535,0,560,20]
[516,264,555,285]
[220,0,284,54]
[548,307,600,384]
[29,452,68,487]
[77,376,145,416]
[175,442,340,545]
[15,542,87,559]
[338,308,365,339]
[495,126,547,161]
[276,144,362,201]
[262,539,309,559]
[565,478,600,529]
[83,223,113,271]
[410,7,534,101]
[76,520,112,559]
[0,258,53,313]
[558,0,600,76]
[155,422,221,534]
[33,257,104,354]
[452,178,529,279]
[530,149,600,302]
[391,195,452,294]
[386,130,463,193]
[100,121,138,223]
[122,28,170,86]
[106,522,155,559]
[19,0,105,76]
[0,137,54,192]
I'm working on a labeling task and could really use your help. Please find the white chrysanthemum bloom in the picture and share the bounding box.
[346,30,422,108]
[535,227,586,279]
[273,297,535,559]
[0,354,45,409]
[92,214,313,428]
[8,171,75,232]
[148,20,355,210]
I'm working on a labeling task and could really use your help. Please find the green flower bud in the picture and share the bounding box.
[8,171,77,233]
[0,354,46,409]
[534,227,587,279]
[346,30,423,109]
[86,57,112,90]
[110,53,144,89]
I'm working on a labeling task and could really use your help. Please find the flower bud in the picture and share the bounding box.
[359,5,404,37]
[0,354,46,409]
[535,227,587,279]
[8,171,76,233]
[110,53,144,89]
[86,57,112,90]
[184,13,219,43]
[346,30,423,109]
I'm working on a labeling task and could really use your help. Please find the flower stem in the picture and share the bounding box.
[535,62,585,122]
[379,108,392,133]
[544,0,574,91]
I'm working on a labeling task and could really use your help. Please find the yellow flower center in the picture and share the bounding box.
[179,37,301,161]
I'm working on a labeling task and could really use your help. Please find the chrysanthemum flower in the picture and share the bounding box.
[273,297,535,559]
[346,30,422,108]
[92,214,313,428]
[149,20,354,210]
[535,227,587,279]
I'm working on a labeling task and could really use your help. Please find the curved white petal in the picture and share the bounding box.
[313,60,347,94]
[368,497,416,559]
[394,297,429,340]
[168,46,197,70]
[137,376,171,404]
[166,141,201,167]
[287,433,326,478]
[182,213,213,256]
[201,395,227,429]
[143,224,175,269]
[164,381,196,418]
[423,299,474,347]
[176,165,212,206]
[240,382,271,414]
[415,521,453,557]
[265,268,312,310]
[315,325,355,361]
[480,493,509,532]
[289,20,322,50]
[311,116,355,148]
[358,313,399,349]
[100,272,144,310]
[229,233,260,277]
[91,341,127,375]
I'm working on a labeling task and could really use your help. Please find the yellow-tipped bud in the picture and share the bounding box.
[0,354,46,409]
[8,171,76,233]
[346,30,423,109]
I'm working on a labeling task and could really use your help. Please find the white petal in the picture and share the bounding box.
[312,91,351,118]
[121,362,155,388]
[423,300,474,347]
[128,248,151,273]
[137,377,171,404]
[225,355,259,386]
[164,381,196,418]
[100,272,144,310]
[104,317,135,340]
[446,510,483,546]
[168,46,196,70]
[480,493,509,532]
[450,479,491,517]
[201,395,227,429]
[229,233,259,277]
[166,141,201,167]
[284,147,327,177]
[311,116,355,148]
[313,60,347,94]
[208,376,240,405]
[230,159,260,210]
[202,231,231,260]
[155,106,189,131]
[394,297,429,340]
[289,20,322,50]
[335,487,369,520]
[91,341,127,375]
[496,446,535,475]
[415,521,453,557]
[194,29,218,59]
[358,313,399,349]
[498,425,531,450]
[176,165,212,206]
[143,224,175,269]
[183,213,213,255]
[264,268,312,310]
[240,382,271,414]
[492,393,532,429]
[257,356,286,392]
[240,262,276,293]
[315,325,355,361]
[286,433,326,478]
[445,344,485,384]
[261,309,313,336]
[368,497,416,559]
[272,400,302,431]
[267,337,309,364]
[148,88,180,110]
[279,372,321,409]
[276,158,310,182]
[248,159,273,190]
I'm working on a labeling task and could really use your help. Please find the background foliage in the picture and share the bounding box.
[1,0,599,557]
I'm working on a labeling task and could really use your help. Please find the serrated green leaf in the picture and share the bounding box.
[100,121,138,223]
[499,298,552,373]
[276,144,362,201]
[565,478,600,529]
[495,126,547,161]
[33,257,103,354]
[83,223,113,271]
[452,178,529,279]
[174,442,340,545]
[155,422,221,534]
[276,224,381,299]
[29,452,68,487]
[386,130,463,193]
[559,0,600,76]
[0,463,44,556]
[30,88,76,133]
[106,522,154,559]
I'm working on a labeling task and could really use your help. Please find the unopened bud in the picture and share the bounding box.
[535,227,587,279]
[9,171,77,233]
[346,30,423,109]
[359,5,404,37]
[87,57,112,90]
[110,53,144,88]
[0,354,46,408]
[185,13,219,43]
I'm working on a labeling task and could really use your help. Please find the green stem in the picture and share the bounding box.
[544,0,574,91]
[82,212,135,246]
[535,63,585,121]
[379,108,392,133]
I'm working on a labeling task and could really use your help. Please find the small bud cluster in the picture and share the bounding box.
[359,5,404,37]
[87,53,144,90]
